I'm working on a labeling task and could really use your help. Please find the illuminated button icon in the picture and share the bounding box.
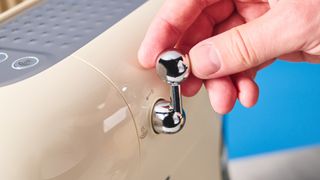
[0,52,8,63]
[12,56,39,70]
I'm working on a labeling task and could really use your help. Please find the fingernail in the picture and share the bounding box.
[190,44,221,77]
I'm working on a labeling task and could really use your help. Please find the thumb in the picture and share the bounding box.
[189,6,303,79]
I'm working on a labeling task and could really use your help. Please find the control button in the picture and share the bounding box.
[12,56,39,70]
[0,52,8,63]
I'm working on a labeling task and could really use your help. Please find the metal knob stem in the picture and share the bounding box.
[152,49,189,134]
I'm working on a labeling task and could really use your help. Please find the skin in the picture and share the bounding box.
[138,0,320,114]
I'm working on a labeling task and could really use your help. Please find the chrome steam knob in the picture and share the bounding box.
[152,49,190,134]
[156,50,190,86]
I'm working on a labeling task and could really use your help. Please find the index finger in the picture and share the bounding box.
[138,0,220,68]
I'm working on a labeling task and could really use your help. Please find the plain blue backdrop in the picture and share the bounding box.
[224,60,320,159]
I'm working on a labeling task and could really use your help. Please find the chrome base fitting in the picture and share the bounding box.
[152,49,189,134]
[152,100,185,134]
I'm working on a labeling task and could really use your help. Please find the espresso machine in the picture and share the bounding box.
[0,0,225,179]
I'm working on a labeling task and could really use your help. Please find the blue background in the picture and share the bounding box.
[225,60,320,159]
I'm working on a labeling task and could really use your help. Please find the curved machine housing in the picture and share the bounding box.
[0,1,223,180]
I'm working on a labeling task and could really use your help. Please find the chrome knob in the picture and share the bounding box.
[152,49,190,134]
[156,50,190,86]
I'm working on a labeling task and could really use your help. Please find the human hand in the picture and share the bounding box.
[138,0,320,114]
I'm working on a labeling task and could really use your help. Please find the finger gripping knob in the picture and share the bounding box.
[152,49,189,134]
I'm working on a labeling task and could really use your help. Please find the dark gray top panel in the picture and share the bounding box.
[0,0,146,87]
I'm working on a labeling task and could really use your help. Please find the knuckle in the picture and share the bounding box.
[230,28,259,68]
[284,1,320,50]
[289,4,309,24]
[286,1,318,30]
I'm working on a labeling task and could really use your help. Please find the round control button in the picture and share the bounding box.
[0,52,8,63]
[12,56,39,70]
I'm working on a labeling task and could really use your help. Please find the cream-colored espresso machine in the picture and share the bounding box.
[0,0,227,179]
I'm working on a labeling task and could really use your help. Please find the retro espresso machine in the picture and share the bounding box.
[0,0,225,179]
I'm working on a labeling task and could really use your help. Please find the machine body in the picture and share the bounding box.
[0,0,223,179]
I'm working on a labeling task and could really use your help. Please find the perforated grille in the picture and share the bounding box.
[0,0,146,86]
[0,0,144,50]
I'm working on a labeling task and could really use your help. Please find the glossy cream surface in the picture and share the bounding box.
[0,0,222,179]
[0,57,139,180]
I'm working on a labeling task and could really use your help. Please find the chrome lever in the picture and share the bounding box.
[152,49,190,134]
